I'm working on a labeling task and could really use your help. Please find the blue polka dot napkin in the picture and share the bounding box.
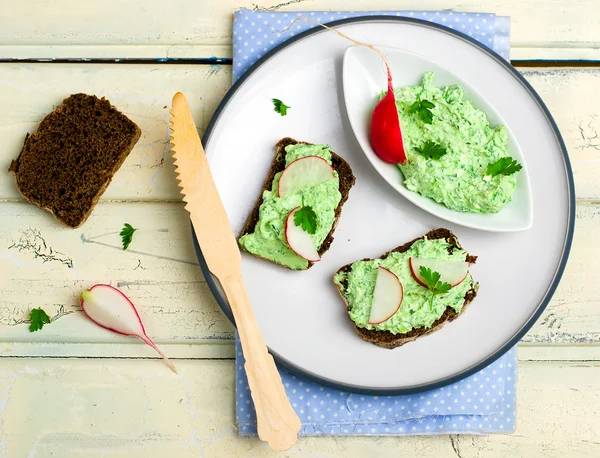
[232,8,516,436]
[232,9,510,81]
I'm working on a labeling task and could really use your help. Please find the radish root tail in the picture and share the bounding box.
[280,18,392,83]
[140,335,178,374]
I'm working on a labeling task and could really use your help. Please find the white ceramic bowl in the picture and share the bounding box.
[342,45,533,232]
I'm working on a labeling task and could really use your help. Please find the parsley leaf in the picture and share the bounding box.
[120,223,137,250]
[414,141,447,160]
[29,308,51,332]
[409,99,435,124]
[272,98,291,116]
[293,206,318,235]
[419,266,452,308]
[486,157,523,176]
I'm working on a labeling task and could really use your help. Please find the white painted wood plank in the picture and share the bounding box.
[0,359,597,457]
[0,201,597,358]
[0,65,599,200]
[2,0,600,60]
[0,201,233,354]
[518,345,600,363]
[524,69,600,200]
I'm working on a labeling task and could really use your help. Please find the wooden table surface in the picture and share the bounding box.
[1,1,598,457]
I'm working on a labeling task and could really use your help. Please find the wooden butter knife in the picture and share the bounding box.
[169,92,301,451]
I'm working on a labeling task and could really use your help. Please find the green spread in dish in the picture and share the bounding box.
[238,144,341,270]
[333,238,475,334]
[389,72,517,213]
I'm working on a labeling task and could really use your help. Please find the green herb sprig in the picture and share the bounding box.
[29,308,51,332]
[486,157,522,176]
[293,206,317,235]
[419,266,452,308]
[272,98,291,116]
[409,99,435,124]
[120,223,137,250]
[414,141,447,160]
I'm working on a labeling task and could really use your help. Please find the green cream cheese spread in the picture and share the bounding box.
[334,238,474,334]
[238,144,342,270]
[390,72,516,213]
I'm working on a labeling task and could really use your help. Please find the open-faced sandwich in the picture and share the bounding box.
[238,137,355,270]
[333,228,478,349]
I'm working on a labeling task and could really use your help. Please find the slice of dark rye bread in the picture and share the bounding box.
[238,137,356,269]
[334,228,479,349]
[8,94,141,228]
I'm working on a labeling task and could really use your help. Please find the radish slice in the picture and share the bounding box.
[81,284,177,373]
[369,65,407,165]
[284,207,320,262]
[368,267,404,324]
[278,156,335,198]
[409,257,470,288]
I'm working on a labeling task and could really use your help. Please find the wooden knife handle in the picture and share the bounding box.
[222,273,301,451]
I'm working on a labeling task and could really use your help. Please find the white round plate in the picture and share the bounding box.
[343,45,533,232]
[195,17,574,393]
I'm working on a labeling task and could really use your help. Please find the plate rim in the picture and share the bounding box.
[195,15,576,395]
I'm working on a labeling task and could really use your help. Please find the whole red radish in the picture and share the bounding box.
[81,284,177,373]
[370,64,407,165]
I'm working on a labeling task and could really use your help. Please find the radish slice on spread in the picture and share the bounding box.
[284,207,320,262]
[368,267,404,324]
[278,156,335,198]
[369,64,407,165]
[81,284,177,373]
[409,257,470,288]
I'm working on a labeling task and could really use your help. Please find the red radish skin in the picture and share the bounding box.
[409,257,470,288]
[370,68,408,165]
[81,284,177,373]
[284,207,321,262]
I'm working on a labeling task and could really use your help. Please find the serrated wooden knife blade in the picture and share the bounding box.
[169,92,300,451]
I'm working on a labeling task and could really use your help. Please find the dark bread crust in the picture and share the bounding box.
[8,93,141,228]
[334,228,478,349]
[238,137,355,269]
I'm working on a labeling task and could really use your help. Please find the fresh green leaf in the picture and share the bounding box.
[419,266,452,308]
[486,157,523,177]
[120,223,137,250]
[414,141,447,160]
[29,308,51,332]
[409,99,435,124]
[272,98,291,116]
[293,206,318,235]
[419,266,440,290]
[322,144,330,150]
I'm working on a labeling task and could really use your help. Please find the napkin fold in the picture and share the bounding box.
[232,8,516,436]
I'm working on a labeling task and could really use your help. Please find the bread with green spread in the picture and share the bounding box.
[333,228,478,349]
[238,137,355,270]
